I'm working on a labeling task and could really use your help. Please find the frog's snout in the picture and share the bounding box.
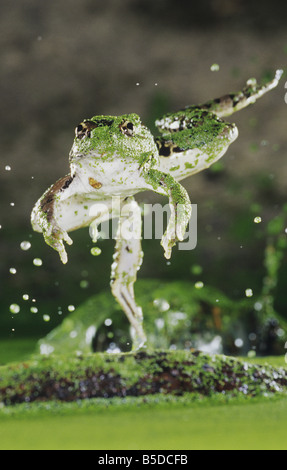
[221,122,239,143]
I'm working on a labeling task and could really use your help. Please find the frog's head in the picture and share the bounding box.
[69,113,158,164]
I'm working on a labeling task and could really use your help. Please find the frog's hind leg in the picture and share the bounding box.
[110,197,147,350]
[201,69,283,118]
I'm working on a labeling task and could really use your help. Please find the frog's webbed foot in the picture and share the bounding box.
[147,170,192,260]
[160,201,190,259]
[110,197,147,350]
[43,225,73,264]
[31,197,73,264]
[201,69,283,118]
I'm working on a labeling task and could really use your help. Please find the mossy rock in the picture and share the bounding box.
[0,349,286,407]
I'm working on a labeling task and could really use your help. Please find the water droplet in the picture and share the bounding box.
[20,241,31,251]
[245,288,253,297]
[254,301,262,311]
[210,63,220,72]
[23,294,29,301]
[153,298,170,312]
[33,258,43,266]
[155,318,165,330]
[249,332,257,341]
[10,304,20,314]
[234,338,244,348]
[43,314,50,322]
[80,280,89,289]
[254,216,262,224]
[90,247,102,256]
[136,82,140,86]
[195,281,204,289]
[5,165,11,171]
[190,264,203,275]
[10,202,15,207]
[285,228,287,234]
[104,318,112,326]
[9,267,17,274]
[30,307,38,313]
[68,305,75,312]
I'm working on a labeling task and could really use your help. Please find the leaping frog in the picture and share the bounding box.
[31,70,283,349]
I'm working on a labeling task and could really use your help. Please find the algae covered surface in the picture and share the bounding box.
[0,350,287,450]
[0,347,287,449]
[1,349,287,406]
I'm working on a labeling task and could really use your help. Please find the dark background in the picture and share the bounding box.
[1,0,286,340]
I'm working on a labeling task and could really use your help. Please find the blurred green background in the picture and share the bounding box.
[1,0,287,356]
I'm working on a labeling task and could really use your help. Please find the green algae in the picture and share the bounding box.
[0,349,286,407]
[157,108,227,149]
[71,113,158,164]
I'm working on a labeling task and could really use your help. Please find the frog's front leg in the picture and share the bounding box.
[31,174,110,264]
[110,197,147,350]
[146,170,192,259]
[201,69,283,118]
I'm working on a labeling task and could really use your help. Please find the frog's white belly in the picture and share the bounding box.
[71,155,148,197]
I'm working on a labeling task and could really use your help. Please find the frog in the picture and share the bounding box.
[31,69,283,350]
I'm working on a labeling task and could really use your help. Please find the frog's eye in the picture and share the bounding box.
[75,121,98,139]
[119,120,134,137]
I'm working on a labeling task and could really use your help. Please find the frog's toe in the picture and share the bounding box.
[42,226,72,264]
[160,234,173,259]
[52,238,69,264]
[63,232,73,246]
[59,245,68,264]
